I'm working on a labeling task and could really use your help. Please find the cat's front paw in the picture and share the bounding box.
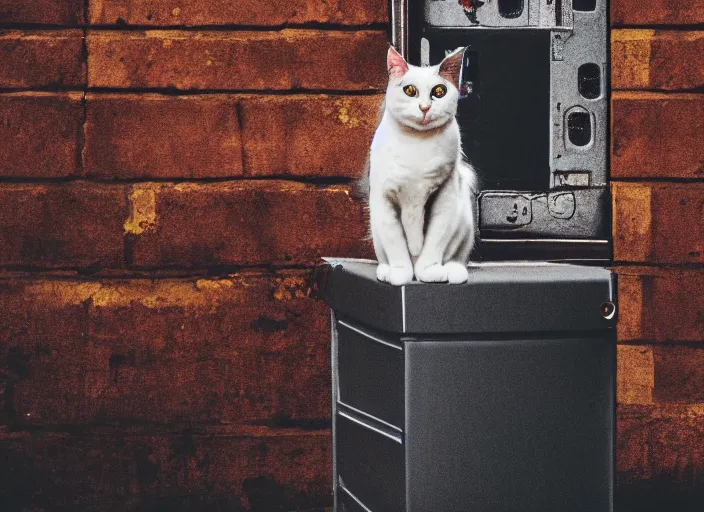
[445,262,469,284]
[381,265,414,286]
[415,262,448,283]
[376,263,390,281]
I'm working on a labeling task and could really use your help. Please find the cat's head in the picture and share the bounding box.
[385,46,464,132]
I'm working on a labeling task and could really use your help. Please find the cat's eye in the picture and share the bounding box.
[431,84,447,99]
[403,84,418,97]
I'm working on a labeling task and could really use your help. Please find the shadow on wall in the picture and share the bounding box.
[617,479,704,512]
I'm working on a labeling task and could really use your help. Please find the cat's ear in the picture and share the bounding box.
[439,47,465,88]
[387,46,408,78]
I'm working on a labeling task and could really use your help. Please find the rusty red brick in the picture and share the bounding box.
[652,345,704,404]
[240,95,382,177]
[84,93,382,179]
[126,181,372,268]
[0,0,85,24]
[612,92,704,179]
[611,0,704,26]
[0,92,83,178]
[614,268,704,342]
[87,30,388,91]
[617,345,654,406]
[612,182,703,265]
[0,428,331,509]
[617,404,704,507]
[89,0,388,26]
[612,30,704,91]
[0,30,85,88]
[84,93,244,179]
[0,184,126,268]
[0,272,331,424]
[617,343,704,406]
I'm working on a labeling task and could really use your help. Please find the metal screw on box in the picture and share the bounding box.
[320,1,615,511]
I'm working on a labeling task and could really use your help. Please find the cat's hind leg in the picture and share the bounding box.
[443,214,474,284]
[444,239,470,284]
[444,262,469,284]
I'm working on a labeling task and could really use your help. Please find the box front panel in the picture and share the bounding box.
[405,335,615,512]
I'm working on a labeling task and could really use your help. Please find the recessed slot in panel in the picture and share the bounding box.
[578,63,601,99]
[573,0,597,12]
[567,110,592,147]
[498,0,524,18]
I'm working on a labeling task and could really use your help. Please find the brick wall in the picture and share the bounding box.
[0,1,702,510]
[611,1,704,510]
[0,1,382,510]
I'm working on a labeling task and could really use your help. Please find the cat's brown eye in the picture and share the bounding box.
[432,84,447,99]
[403,84,418,97]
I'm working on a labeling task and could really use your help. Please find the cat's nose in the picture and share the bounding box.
[419,104,431,114]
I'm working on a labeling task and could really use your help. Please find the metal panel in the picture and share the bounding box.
[331,311,339,507]
[336,412,406,512]
[479,188,610,239]
[395,0,610,250]
[338,485,371,512]
[337,319,405,430]
[402,262,615,334]
[319,259,616,335]
[425,0,547,28]
[550,0,608,185]
[405,336,615,511]
[318,259,405,334]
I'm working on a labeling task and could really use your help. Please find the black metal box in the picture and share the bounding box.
[319,259,616,512]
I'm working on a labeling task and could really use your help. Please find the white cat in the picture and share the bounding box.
[365,46,477,286]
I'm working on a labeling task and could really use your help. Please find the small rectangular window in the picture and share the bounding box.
[573,0,597,12]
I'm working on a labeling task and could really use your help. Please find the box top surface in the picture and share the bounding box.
[317,258,615,335]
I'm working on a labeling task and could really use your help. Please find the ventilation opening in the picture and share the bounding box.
[578,63,601,99]
[573,0,597,12]
[567,111,592,146]
[498,0,524,18]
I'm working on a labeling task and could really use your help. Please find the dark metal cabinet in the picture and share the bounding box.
[319,259,616,512]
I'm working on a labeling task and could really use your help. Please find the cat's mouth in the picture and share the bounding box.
[418,115,439,127]
[398,112,444,130]
[419,112,433,124]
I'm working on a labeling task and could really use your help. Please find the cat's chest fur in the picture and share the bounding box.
[370,114,459,201]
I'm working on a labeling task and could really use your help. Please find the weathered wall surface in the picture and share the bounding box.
[611,2,704,510]
[0,1,701,510]
[0,2,382,510]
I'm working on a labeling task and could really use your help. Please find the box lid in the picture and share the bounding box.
[316,258,615,335]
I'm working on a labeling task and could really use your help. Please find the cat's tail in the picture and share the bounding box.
[349,154,370,203]
[349,154,373,241]
[351,98,386,204]
[458,157,479,195]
